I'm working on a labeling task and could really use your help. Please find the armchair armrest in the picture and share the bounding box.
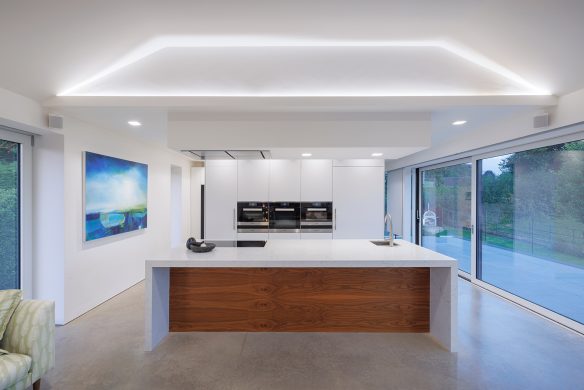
[0,300,55,382]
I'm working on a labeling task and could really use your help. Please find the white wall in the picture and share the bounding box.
[168,118,431,160]
[60,115,192,323]
[0,87,45,129]
[1,86,193,324]
[386,87,584,247]
[387,87,584,171]
[386,169,403,237]
[170,165,183,248]
[0,88,68,321]
[32,131,66,324]
[551,88,584,128]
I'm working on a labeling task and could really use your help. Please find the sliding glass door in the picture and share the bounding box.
[477,139,584,325]
[0,137,20,289]
[419,161,472,273]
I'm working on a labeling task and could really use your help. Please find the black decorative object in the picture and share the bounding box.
[186,237,216,253]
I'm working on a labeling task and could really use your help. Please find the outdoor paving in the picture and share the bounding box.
[422,235,584,324]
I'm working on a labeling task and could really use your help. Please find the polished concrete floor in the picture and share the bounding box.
[42,279,584,390]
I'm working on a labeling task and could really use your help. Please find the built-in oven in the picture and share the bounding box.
[237,202,269,233]
[300,202,333,233]
[269,202,300,233]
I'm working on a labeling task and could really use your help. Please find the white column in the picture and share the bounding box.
[145,266,170,351]
[429,266,458,352]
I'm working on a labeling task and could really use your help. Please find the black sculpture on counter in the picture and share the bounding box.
[186,237,216,253]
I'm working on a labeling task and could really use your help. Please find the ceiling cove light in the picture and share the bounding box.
[57,35,551,96]
[301,153,312,157]
[128,120,142,127]
[371,153,384,157]
[452,120,467,126]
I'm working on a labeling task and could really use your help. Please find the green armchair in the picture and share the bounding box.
[0,300,55,390]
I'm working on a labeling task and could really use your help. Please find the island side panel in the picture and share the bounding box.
[145,266,170,351]
[169,267,430,333]
[429,266,458,352]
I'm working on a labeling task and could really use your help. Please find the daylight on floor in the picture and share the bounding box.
[0,1,583,389]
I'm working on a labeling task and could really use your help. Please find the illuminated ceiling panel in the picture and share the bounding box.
[58,36,550,97]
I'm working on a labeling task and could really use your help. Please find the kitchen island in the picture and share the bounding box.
[145,239,457,352]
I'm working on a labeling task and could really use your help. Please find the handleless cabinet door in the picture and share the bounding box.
[237,160,269,201]
[301,159,333,201]
[269,160,301,201]
[333,166,384,239]
[205,160,237,240]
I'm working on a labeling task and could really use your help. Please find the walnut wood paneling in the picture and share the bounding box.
[169,268,429,333]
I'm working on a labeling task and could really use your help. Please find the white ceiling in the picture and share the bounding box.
[1,0,583,101]
[59,42,546,97]
[1,1,580,158]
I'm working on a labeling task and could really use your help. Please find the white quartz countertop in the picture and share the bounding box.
[146,239,457,268]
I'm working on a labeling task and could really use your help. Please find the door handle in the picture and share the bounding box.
[334,208,337,230]
[233,209,236,230]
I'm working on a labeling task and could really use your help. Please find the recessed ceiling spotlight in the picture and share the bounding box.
[301,153,312,157]
[371,152,383,157]
[452,120,467,126]
[128,120,142,127]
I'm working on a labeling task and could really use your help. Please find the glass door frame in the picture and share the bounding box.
[0,127,32,297]
[416,157,475,280]
[471,130,584,335]
[407,125,584,335]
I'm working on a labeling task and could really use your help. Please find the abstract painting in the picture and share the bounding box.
[84,152,148,241]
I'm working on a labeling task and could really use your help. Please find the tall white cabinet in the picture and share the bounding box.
[332,162,384,239]
[204,160,237,240]
[237,160,270,201]
[202,159,385,240]
[269,160,301,201]
[301,159,333,201]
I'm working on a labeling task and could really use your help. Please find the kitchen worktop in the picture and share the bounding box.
[146,239,457,268]
[145,239,458,353]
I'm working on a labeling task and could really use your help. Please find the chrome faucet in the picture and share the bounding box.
[384,213,394,247]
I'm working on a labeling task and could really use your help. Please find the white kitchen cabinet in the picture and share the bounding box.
[269,160,301,201]
[237,160,269,201]
[237,232,269,241]
[332,166,384,239]
[269,232,301,240]
[204,160,237,240]
[301,159,333,201]
[301,232,333,240]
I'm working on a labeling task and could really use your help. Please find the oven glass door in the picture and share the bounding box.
[238,203,269,232]
[270,203,300,230]
[240,208,267,223]
[305,208,329,221]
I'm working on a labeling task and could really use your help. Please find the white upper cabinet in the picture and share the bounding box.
[269,160,301,201]
[204,160,237,240]
[237,160,269,201]
[301,159,333,201]
[332,166,384,239]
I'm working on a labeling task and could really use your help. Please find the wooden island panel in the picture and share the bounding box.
[169,267,430,333]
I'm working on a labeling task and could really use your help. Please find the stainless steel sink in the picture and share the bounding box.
[370,240,398,246]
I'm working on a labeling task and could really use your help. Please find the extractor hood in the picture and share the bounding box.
[182,150,271,160]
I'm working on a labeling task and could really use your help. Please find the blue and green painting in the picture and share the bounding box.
[84,152,148,241]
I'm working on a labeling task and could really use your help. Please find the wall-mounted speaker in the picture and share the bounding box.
[533,113,549,129]
[48,113,64,129]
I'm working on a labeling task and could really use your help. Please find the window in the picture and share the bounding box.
[0,138,20,289]
[477,139,584,324]
[0,128,31,294]
[419,162,472,273]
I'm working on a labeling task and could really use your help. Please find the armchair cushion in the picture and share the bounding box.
[0,290,22,341]
[0,300,55,390]
[0,353,31,389]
